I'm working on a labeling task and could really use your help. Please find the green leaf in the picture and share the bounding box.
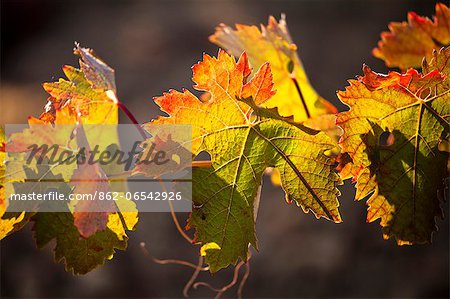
[145,50,342,272]
[32,199,138,275]
[337,47,450,244]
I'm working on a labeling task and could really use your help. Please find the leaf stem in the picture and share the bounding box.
[117,101,211,168]
[160,180,194,243]
[116,211,129,231]
[116,101,148,139]
[290,76,311,118]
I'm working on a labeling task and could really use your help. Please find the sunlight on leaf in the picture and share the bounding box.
[337,47,450,244]
[373,3,450,69]
[210,15,337,122]
[148,50,341,272]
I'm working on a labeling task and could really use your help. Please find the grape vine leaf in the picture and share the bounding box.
[71,159,112,239]
[42,44,118,125]
[1,45,138,273]
[0,127,26,239]
[146,50,342,272]
[373,3,450,70]
[8,107,77,153]
[32,198,138,275]
[337,47,450,244]
[210,15,337,122]
[34,46,138,268]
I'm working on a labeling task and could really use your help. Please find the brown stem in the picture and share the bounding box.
[117,101,212,168]
[237,258,250,299]
[194,261,245,299]
[183,256,204,298]
[290,76,311,118]
[161,180,194,244]
[117,101,148,139]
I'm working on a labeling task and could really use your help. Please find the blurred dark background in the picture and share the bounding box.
[1,0,449,298]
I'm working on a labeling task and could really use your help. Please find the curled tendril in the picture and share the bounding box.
[139,180,251,298]
[140,242,209,271]
[193,250,252,299]
[183,255,204,297]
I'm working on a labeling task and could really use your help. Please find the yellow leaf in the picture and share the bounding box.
[210,15,337,122]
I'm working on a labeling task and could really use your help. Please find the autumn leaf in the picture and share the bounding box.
[0,126,26,240]
[4,107,79,204]
[211,15,342,189]
[210,15,337,122]
[36,45,137,270]
[1,45,138,274]
[373,3,450,69]
[0,206,25,239]
[147,50,341,272]
[35,46,137,268]
[32,198,138,275]
[8,107,77,153]
[132,129,193,178]
[337,47,450,244]
[41,44,118,125]
[71,159,113,238]
[74,44,116,92]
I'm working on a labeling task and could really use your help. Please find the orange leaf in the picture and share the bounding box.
[373,3,450,69]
